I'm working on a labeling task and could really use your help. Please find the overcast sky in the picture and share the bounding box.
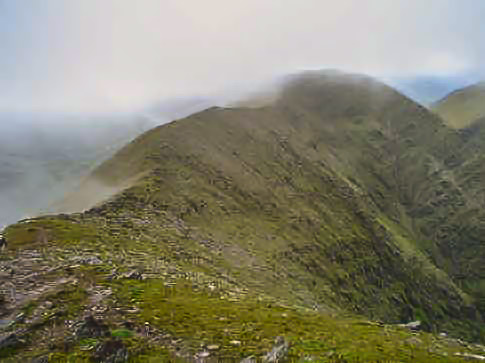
[1,0,484,114]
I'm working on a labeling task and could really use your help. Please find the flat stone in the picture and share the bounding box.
[454,353,485,361]
[398,320,421,330]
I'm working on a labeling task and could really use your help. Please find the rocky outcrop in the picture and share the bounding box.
[75,315,110,339]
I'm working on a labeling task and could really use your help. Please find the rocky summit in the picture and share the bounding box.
[2,71,485,362]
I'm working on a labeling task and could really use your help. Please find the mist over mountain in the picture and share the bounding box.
[0,97,215,227]
[3,71,485,361]
[0,113,150,227]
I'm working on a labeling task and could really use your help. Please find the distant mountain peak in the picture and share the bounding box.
[433,80,485,128]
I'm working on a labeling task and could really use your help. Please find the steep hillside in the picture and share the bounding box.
[433,82,485,128]
[2,71,485,361]
[430,116,485,313]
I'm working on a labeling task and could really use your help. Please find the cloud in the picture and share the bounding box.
[0,0,484,114]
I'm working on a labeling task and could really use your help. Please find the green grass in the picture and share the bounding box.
[433,82,485,128]
[105,277,480,362]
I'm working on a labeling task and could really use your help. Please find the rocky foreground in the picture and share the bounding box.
[1,232,485,362]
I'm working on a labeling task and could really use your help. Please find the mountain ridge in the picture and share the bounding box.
[433,81,485,129]
[2,70,485,361]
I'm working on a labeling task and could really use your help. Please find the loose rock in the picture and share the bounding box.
[0,333,20,350]
[122,270,144,280]
[397,320,421,330]
[75,315,110,339]
[30,356,49,363]
[454,352,485,361]
[93,338,129,363]
[240,356,256,363]
[73,256,102,265]
[264,336,289,362]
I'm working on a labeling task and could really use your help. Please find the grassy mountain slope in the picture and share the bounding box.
[433,82,485,128]
[2,71,485,361]
[425,116,485,314]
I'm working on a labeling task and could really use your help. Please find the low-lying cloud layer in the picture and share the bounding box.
[1,0,484,114]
